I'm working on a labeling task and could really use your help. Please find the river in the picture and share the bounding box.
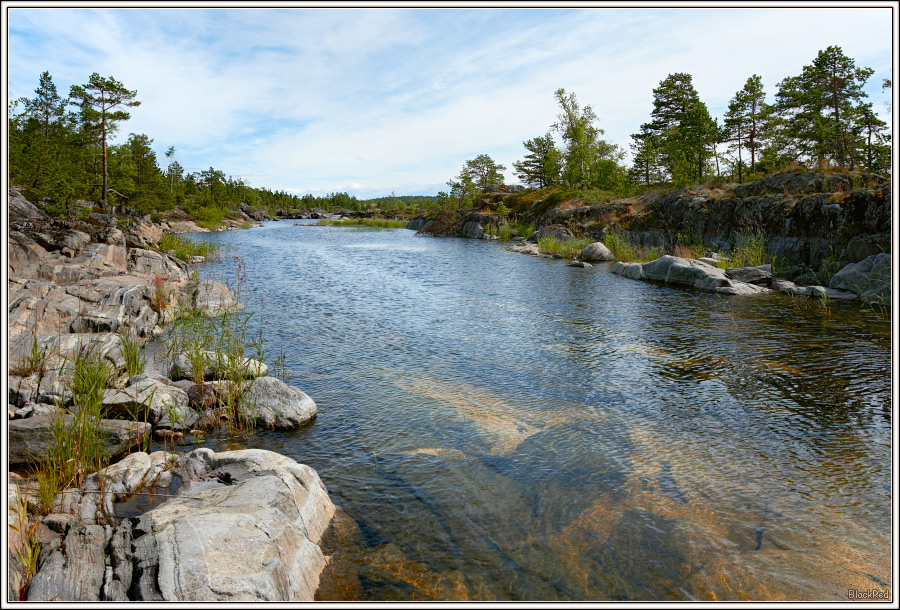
[162,220,891,601]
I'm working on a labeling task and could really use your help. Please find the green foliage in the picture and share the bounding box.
[637,73,719,186]
[553,88,625,190]
[119,327,146,378]
[513,132,562,188]
[69,73,140,208]
[158,233,221,262]
[603,231,664,263]
[717,233,769,268]
[537,236,593,259]
[772,46,883,171]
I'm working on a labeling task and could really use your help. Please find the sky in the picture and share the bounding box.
[5,4,896,199]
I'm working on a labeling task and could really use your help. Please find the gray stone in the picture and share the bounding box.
[828,253,891,305]
[169,351,268,382]
[103,381,189,425]
[725,264,773,285]
[240,376,317,429]
[191,280,240,315]
[127,448,335,601]
[8,415,150,466]
[568,261,592,268]
[581,241,615,262]
[9,188,50,224]
[613,256,771,296]
[772,279,813,298]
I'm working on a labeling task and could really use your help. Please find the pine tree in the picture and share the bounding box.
[645,73,717,185]
[773,46,874,170]
[69,73,140,208]
[513,132,561,188]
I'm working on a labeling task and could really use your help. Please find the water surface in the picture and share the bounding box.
[166,221,891,601]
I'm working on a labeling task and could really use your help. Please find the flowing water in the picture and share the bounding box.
[166,221,892,601]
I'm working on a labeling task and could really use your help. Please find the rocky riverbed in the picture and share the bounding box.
[6,189,335,601]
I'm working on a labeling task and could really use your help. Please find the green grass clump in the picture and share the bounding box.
[603,231,664,263]
[119,327,146,378]
[717,234,769,268]
[537,236,593,259]
[318,218,408,229]
[158,233,221,262]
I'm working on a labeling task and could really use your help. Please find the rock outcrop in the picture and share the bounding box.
[612,255,771,296]
[29,449,335,602]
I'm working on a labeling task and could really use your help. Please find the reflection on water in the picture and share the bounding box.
[173,221,891,601]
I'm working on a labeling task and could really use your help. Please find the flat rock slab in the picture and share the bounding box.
[8,415,150,466]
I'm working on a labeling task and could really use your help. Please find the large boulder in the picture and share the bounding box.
[191,280,240,315]
[8,415,150,466]
[828,253,891,305]
[102,380,189,425]
[240,376,317,429]
[526,224,573,244]
[131,449,334,601]
[168,351,268,382]
[581,241,615,262]
[9,188,50,225]
[612,255,770,296]
[725,264,773,286]
[38,449,336,601]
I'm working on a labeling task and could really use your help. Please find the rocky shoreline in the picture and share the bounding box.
[406,172,892,309]
[7,189,335,601]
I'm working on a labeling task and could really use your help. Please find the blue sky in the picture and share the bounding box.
[6,6,895,198]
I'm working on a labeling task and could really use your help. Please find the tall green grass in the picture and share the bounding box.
[158,233,222,262]
[717,234,769,268]
[537,236,593,259]
[603,231,664,263]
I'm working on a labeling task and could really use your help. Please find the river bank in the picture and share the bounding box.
[6,189,335,601]
[406,171,892,311]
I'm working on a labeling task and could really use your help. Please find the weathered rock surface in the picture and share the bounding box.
[168,351,268,382]
[8,415,150,466]
[102,380,190,425]
[612,256,771,296]
[241,376,318,429]
[725,264,773,286]
[191,279,241,315]
[526,224,574,244]
[581,241,615,262]
[828,253,891,305]
[32,449,335,601]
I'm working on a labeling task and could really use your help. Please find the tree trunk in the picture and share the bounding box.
[101,90,108,210]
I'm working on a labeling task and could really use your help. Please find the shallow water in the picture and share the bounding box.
[164,221,891,601]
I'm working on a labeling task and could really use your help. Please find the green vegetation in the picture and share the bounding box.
[318,218,408,229]
[158,233,222,262]
[603,231,665,263]
[717,234,769,269]
[537,236,593,259]
[119,327,146,378]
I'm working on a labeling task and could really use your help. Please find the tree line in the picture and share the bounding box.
[7,71,438,220]
[8,45,890,222]
[511,45,889,192]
